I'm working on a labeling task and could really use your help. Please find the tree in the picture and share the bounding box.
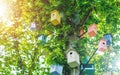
[0,0,120,75]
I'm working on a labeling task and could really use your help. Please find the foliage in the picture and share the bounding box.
[0,0,120,75]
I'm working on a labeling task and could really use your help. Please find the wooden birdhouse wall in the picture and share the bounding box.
[50,64,63,75]
[67,50,80,68]
[98,39,107,52]
[51,10,61,26]
[88,23,97,37]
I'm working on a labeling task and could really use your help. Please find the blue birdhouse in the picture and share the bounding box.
[50,64,63,75]
[103,34,112,45]
[80,64,95,75]
[38,35,47,45]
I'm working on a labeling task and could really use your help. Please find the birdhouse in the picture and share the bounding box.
[88,23,97,37]
[103,71,119,75]
[30,22,36,30]
[80,64,95,75]
[50,64,63,75]
[51,10,61,26]
[103,34,112,45]
[103,71,113,75]
[80,28,85,38]
[67,49,80,68]
[98,39,107,52]
[38,35,46,45]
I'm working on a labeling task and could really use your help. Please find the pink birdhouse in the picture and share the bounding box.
[88,23,97,37]
[98,39,107,52]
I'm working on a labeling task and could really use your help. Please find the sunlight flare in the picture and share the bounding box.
[0,1,7,17]
[0,5,6,17]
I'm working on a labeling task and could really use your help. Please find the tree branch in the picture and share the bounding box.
[79,6,96,27]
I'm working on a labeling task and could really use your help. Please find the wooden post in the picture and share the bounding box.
[71,67,80,75]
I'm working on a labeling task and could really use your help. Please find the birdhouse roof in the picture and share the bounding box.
[100,38,106,42]
[103,33,113,38]
[88,23,97,29]
[51,10,58,14]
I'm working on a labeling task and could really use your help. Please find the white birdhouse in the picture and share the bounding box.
[50,64,63,75]
[67,49,80,68]
[30,22,36,30]
[103,71,112,75]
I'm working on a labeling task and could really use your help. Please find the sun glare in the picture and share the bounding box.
[0,1,7,17]
[0,4,6,17]
[0,0,12,24]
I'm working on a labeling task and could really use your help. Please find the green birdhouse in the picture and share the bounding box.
[38,35,47,45]
[80,64,95,75]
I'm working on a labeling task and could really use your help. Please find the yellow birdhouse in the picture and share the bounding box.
[51,10,61,26]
